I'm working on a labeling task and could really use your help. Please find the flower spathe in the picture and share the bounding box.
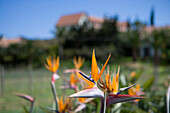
[14,92,34,103]
[106,94,144,106]
[69,86,104,98]
[14,93,35,113]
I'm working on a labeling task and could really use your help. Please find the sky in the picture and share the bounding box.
[0,0,170,40]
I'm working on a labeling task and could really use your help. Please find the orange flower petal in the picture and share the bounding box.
[91,50,99,82]
[45,56,60,73]
[47,56,52,67]
[74,56,78,68]
[136,84,140,92]
[97,54,111,82]
[45,63,52,72]
[115,66,120,93]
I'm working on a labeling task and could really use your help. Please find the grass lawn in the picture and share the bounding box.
[0,58,169,113]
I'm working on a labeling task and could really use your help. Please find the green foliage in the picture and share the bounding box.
[97,16,118,37]
[143,76,154,91]
[139,90,167,113]
[151,29,164,49]
[159,29,170,63]
[0,39,59,67]
[22,105,29,113]
[130,70,143,84]
[1,60,169,113]
[0,12,170,113]
[121,103,146,113]
[55,15,122,61]
[150,7,155,26]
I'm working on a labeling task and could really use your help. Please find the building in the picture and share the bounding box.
[57,13,89,28]
[56,12,104,30]
[140,26,170,58]
[56,12,128,31]
[117,22,128,32]
[88,16,104,29]
[0,36,23,48]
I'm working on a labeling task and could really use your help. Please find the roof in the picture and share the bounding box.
[142,25,170,34]
[0,37,23,47]
[56,12,86,27]
[117,22,128,27]
[89,16,104,23]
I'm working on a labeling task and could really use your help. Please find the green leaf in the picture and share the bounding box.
[96,99,101,113]
[133,105,146,113]
[131,70,143,83]
[39,106,57,113]
[143,76,154,91]
[22,105,29,113]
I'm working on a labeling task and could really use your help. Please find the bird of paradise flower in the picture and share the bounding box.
[14,93,35,113]
[128,84,144,102]
[45,55,60,111]
[68,50,144,113]
[61,73,79,92]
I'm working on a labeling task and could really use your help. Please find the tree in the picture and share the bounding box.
[150,28,170,79]
[97,15,118,38]
[126,20,144,62]
[149,7,161,86]
[161,29,170,63]
[150,7,155,26]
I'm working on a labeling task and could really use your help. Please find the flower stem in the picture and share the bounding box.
[100,91,106,113]
[29,100,34,113]
[51,81,58,111]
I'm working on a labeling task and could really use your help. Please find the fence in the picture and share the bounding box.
[0,65,4,98]
[0,64,53,98]
[0,64,62,112]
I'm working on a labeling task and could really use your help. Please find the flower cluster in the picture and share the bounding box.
[14,50,145,113]
[68,50,144,112]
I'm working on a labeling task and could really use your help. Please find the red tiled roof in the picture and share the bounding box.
[89,16,104,23]
[0,37,23,47]
[56,12,86,27]
[117,22,128,32]
[157,26,170,30]
[142,25,170,33]
[117,22,128,27]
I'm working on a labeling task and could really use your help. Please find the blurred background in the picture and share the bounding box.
[0,0,170,113]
